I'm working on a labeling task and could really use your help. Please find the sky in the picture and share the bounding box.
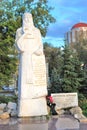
[43,0,87,47]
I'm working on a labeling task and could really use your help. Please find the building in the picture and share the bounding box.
[65,22,87,45]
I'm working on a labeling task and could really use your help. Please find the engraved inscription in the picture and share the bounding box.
[33,55,47,86]
[52,93,78,109]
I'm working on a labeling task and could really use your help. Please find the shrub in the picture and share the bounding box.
[78,93,87,117]
[0,95,18,104]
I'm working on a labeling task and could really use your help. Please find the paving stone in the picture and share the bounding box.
[0,115,86,130]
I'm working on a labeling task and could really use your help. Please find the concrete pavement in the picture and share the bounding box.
[0,115,87,130]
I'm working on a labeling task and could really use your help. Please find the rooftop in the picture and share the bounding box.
[72,22,87,29]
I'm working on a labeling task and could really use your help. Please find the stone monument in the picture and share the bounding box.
[52,93,78,109]
[15,13,48,117]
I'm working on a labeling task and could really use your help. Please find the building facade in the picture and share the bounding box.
[65,22,87,45]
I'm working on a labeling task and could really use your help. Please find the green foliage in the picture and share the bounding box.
[50,67,62,93]
[44,43,63,92]
[44,42,63,76]
[0,95,18,104]
[61,45,83,92]
[72,39,87,66]
[31,0,55,37]
[44,43,87,116]
[78,94,87,117]
[0,0,55,36]
[0,20,18,86]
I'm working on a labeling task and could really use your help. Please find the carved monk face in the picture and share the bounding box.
[22,13,34,33]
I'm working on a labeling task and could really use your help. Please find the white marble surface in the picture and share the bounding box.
[15,13,48,117]
[52,93,78,109]
[18,97,48,117]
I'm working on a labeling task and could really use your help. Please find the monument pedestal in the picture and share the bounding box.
[18,97,48,117]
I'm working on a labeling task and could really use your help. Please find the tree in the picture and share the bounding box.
[44,42,63,76]
[61,45,83,93]
[0,0,55,87]
[79,65,87,98]
[0,16,18,87]
[50,67,62,93]
[70,39,87,95]
[44,42,63,92]
[0,0,55,36]
[72,39,87,65]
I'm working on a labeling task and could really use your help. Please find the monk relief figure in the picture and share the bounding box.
[15,13,48,117]
[15,13,47,99]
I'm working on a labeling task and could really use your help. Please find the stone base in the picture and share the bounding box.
[18,97,48,117]
[79,118,87,123]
